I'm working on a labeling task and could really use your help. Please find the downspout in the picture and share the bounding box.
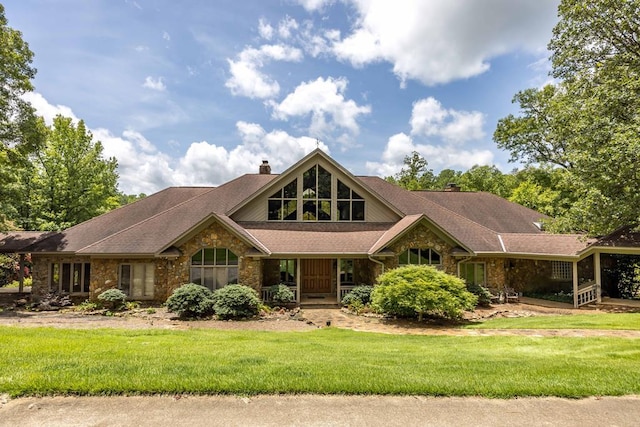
[368,255,385,277]
[456,256,473,277]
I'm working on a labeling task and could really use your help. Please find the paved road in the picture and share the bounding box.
[2,395,640,427]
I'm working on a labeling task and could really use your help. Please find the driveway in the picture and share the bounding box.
[2,394,640,427]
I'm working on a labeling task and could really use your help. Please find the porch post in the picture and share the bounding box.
[296,258,301,303]
[18,253,25,293]
[594,252,602,303]
[336,257,341,302]
[572,261,579,308]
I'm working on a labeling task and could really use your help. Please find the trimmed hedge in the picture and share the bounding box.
[166,283,215,319]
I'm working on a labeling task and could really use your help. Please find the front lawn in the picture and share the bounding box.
[467,313,640,330]
[1,326,639,398]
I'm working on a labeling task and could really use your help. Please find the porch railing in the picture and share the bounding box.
[339,283,356,300]
[576,280,598,307]
[261,284,298,303]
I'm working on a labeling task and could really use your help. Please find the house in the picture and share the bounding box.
[1,149,639,307]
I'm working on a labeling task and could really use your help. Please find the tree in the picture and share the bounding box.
[386,151,435,190]
[494,0,640,235]
[0,4,45,230]
[459,165,516,198]
[31,115,119,230]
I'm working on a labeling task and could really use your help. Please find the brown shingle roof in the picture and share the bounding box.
[499,233,594,257]
[0,231,56,253]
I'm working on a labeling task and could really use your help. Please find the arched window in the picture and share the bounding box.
[190,248,238,290]
[398,248,442,266]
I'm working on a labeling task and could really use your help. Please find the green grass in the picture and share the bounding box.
[467,313,640,330]
[1,326,639,398]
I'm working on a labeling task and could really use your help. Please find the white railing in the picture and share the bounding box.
[261,285,298,302]
[576,280,598,307]
[339,284,356,300]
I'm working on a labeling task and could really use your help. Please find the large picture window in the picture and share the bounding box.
[460,262,486,286]
[302,165,331,221]
[337,180,364,221]
[190,248,238,290]
[119,263,154,298]
[279,259,296,285]
[268,179,297,220]
[398,248,442,266]
[49,262,91,294]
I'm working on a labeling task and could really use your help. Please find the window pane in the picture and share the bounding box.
[204,248,215,265]
[352,190,363,200]
[461,264,473,284]
[214,268,226,289]
[228,250,238,266]
[475,264,485,285]
[215,248,227,265]
[283,200,297,220]
[430,250,441,265]
[132,264,145,297]
[50,263,60,291]
[317,166,331,198]
[398,250,409,265]
[303,200,317,220]
[283,179,297,198]
[205,268,215,290]
[280,260,294,283]
[303,166,316,198]
[144,265,154,297]
[409,248,420,264]
[72,263,82,293]
[228,267,238,285]
[190,267,202,286]
[120,265,131,295]
[340,259,354,283]
[191,250,203,265]
[337,201,350,221]
[419,249,430,266]
[269,189,281,199]
[352,201,365,221]
[337,180,350,199]
[61,263,71,293]
[83,264,91,293]
[318,201,331,221]
[268,199,282,220]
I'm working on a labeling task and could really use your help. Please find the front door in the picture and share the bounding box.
[301,259,333,293]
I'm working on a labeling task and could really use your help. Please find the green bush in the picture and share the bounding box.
[341,285,373,306]
[269,284,295,304]
[213,284,261,320]
[97,288,127,310]
[466,283,493,307]
[371,265,477,320]
[166,283,215,319]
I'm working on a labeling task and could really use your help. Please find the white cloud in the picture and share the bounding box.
[278,16,299,39]
[410,97,484,143]
[162,31,171,42]
[142,76,166,91]
[269,77,371,139]
[331,0,558,86]
[21,92,79,125]
[365,132,494,177]
[225,44,303,99]
[258,18,274,40]
[296,0,334,12]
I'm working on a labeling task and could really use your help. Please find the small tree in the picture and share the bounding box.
[269,284,295,304]
[371,265,477,320]
[97,288,127,310]
[213,284,261,320]
[166,283,215,319]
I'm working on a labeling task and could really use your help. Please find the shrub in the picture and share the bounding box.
[341,285,373,306]
[269,284,295,304]
[371,265,477,320]
[97,288,127,310]
[213,284,261,320]
[166,283,215,319]
[466,283,493,307]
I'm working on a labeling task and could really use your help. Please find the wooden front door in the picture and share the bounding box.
[301,259,333,293]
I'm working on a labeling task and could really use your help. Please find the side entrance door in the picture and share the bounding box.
[300,259,333,293]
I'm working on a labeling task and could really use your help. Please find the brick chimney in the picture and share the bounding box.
[444,183,461,192]
[259,160,271,174]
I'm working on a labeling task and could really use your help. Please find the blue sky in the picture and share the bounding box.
[5,0,559,194]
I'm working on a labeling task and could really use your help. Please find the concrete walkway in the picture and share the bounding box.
[2,395,639,427]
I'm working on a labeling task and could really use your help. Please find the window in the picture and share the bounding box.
[337,180,365,221]
[49,262,91,294]
[279,259,296,284]
[339,259,354,284]
[268,179,297,220]
[398,248,442,266]
[551,261,572,280]
[460,262,486,286]
[119,263,154,298]
[190,248,238,290]
[302,165,331,221]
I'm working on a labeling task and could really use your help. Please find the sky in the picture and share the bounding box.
[5,0,559,195]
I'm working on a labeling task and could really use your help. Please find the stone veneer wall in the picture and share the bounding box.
[382,223,457,275]
[505,257,595,294]
[30,254,92,300]
[460,257,508,288]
